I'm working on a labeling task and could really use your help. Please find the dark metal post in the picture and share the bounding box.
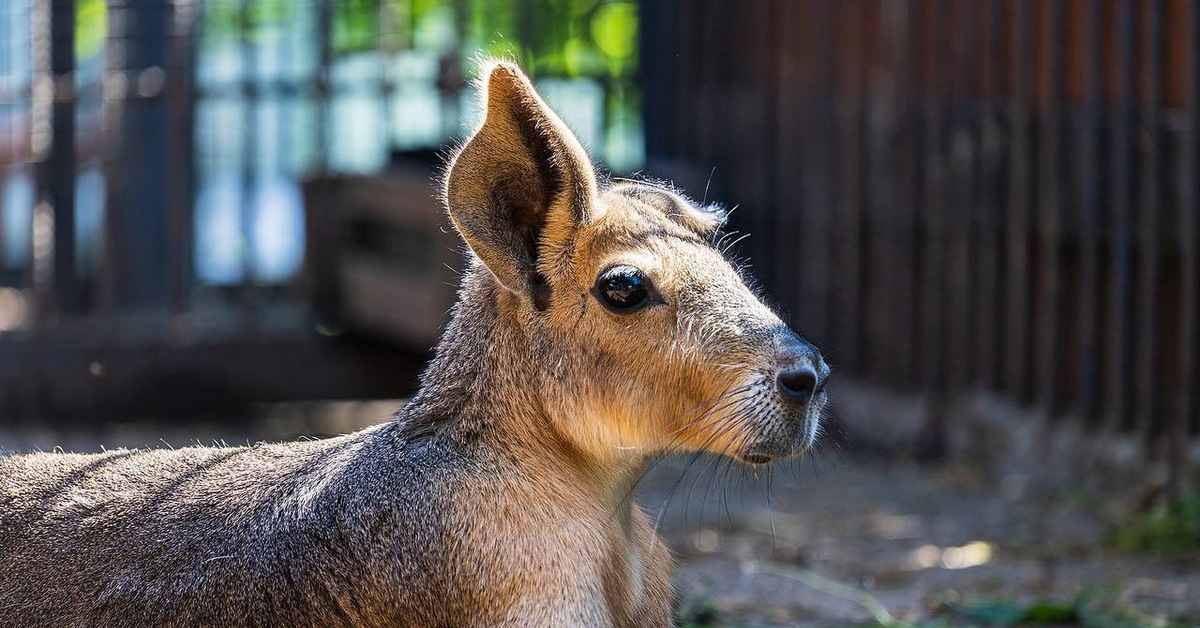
[32,0,78,314]
[103,0,179,309]
[165,0,197,319]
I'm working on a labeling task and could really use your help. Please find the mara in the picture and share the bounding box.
[0,62,829,628]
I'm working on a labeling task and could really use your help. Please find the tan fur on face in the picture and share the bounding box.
[444,63,821,470]
[536,188,791,464]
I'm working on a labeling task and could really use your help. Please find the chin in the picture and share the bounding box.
[735,416,820,465]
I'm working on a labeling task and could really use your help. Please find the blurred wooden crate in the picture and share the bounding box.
[304,157,460,350]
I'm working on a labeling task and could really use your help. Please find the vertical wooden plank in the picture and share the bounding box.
[891,0,920,389]
[1004,0,1034,403]
[681,2,706,162]
[659,0,680,160]
[1104,0,1136,434]
[674,0,692,162]
[859,0,881,382]
[918,0,947,393]
[697,0,730,174]
[835,0,866,375]
[1166,0,1196,490]
[655,0,680,159]
[639,0,669,159]
[773,0,803,334]
[867,0,909,386]
[1134,0,1163,449]
[974,0,1006,389]
[1069,0,1104,423]
[946,1,976,392]
[1033,0,1065,414]
[1189,1,1200,444]
[863,0,883,382]
[745,0,776,297]
[800,0,836,352]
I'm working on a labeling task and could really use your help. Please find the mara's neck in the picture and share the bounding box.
[397,264,648,506]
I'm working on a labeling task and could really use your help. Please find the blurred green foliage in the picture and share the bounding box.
[70,0,641,169]
[75,0,107,60]
[461,0,636,78]
[74,0,638,77]
[1105,494,1200,555]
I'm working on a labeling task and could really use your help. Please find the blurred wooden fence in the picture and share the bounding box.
[642,0,1199,477]
[0,0,641,419]
[0,0,443,418]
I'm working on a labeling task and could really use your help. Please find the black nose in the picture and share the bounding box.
[776,365,819,404]
[773,329,827,405]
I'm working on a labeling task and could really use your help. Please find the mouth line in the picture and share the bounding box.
[738,453,774,465]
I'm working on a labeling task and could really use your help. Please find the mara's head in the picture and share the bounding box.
[444,63,829,466]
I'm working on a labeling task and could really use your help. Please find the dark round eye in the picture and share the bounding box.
[595,266,650,312]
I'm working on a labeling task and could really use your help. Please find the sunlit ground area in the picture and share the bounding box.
[3,403,1196,628]
[646,458,1198,628]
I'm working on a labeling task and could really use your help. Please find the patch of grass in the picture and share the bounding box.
[1063,485,1102,511]
[950,589,1189,628]
[952,598,1078,626]
[1105,495,1200,555]
[675,595,721,627]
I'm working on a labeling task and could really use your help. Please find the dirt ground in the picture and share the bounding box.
[3,402,1197,628]
[641,453,1198,627]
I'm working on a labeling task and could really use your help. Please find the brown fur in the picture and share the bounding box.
[0,62,827,627]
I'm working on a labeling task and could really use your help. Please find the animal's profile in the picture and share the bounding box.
[0,62,829,627]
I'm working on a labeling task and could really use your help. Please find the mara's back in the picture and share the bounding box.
[0,424,467,628]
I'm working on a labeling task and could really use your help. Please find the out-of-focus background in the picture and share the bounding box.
[1,1,1198,626]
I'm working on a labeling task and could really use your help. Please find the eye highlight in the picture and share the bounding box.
[593,265,654,313]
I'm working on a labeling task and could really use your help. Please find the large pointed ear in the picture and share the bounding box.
[445,62,599,305]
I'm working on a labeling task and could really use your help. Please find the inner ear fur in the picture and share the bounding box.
[445,62,598,301]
